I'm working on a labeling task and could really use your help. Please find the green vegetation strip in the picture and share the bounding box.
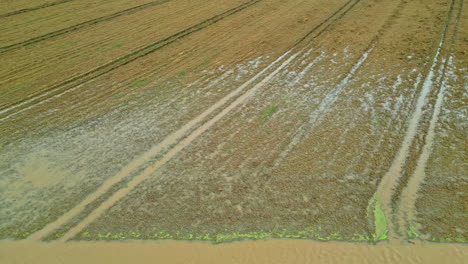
[367,193,388,241]
[42,177,134,241]
[407,222,420,239]
[78,228,374,243]
[129,79,150,88]
[430,237,466,243]
[261,105,279,123]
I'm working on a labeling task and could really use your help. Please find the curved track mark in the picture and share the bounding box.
[396,0,464,240]
[274,0,407,168]
[374,0,457,241]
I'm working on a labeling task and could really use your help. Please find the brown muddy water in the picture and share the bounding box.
[1,240,466,264]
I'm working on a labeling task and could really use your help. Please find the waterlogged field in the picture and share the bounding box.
[0,0,466,255]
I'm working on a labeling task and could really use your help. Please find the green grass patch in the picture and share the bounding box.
[261,105,279,123]
[371,113,382,126]
[374,198,388,240]
[0,222,44,239]
[129,79,149,88]
[367,193,388,241]
[407,222,420,239]
[79,227,374,243]
[429,236,466,243]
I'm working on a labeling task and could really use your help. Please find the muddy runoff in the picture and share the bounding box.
[1,240,466,264]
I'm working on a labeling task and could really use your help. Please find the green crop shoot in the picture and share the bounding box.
[129,79,149,88]
[407,222,420,238]
[367,193,388,241]
[261,105,279,123]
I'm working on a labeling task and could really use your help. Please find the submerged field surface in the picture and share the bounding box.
[0,0,466,244]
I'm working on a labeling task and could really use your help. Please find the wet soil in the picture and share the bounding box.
[0,0,466,253]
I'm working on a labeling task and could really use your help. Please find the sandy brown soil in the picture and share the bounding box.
[0,0,70,17]
[73,0,466,242]
[0,0,159,47]
[0,0,466,247]
[1,0,351,239]
[405,0,467,242]
[0,0,249,110]
[0,240,467,264]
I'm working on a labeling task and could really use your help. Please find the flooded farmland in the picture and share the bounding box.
[0,0,466,263]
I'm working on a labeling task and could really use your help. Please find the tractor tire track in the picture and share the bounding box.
[0,0,172,52]
[58,51,301,242]
[27,48,298,242]
[0,0,73,18]
[25,0,359,241]
[274,0,408,169]
[374,0,458,241]
[0,0,263,121]
[396,0,464,240]
[212,0,365,180]
[294,0,360,45]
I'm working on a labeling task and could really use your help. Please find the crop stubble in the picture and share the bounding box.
[1,0,353,240]
[0,0,466,244]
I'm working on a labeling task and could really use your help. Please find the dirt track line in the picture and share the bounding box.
[295,0,359,44]
[0,0,73,18]
[0,0,172,52]
[0,0,262,121]
[275,0,418,167]
[26,48,295,241]
[396,0,463,240]
[273,0,409,167]
[290,52,325,85]
[295,0,359,45]
[396,57,451,240]
[374,0,457,241]
[26,0,360,241]
[273,47,373,167]
[58,51,301,242]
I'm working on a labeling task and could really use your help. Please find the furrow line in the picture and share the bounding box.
[396,0,464,240]
[294,0,359,45]
[374,0,457,241]
[396,57,451,240]
[0,0,263,121]
[0,0,172,52]
[25,0,361,241]
[0,0,73,18]
[58,51,301,242]
[272,47,374,167]
[26,48,296,242]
